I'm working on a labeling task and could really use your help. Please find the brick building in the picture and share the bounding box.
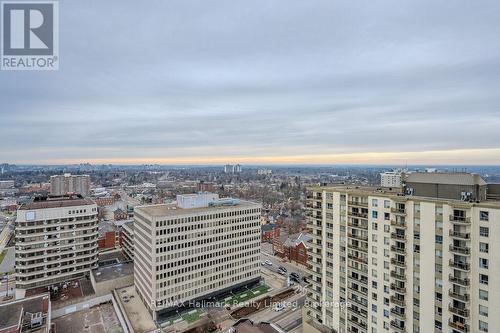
[272,232,311,267]
[261,223,280,242]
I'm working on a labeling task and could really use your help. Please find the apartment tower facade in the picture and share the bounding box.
[133,193,261,320]
[50,174,90,197]
[303,173,500,333]
[15,196,99,298]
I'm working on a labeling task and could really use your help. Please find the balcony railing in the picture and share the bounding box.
[449,260,470,271]
[449,244,470,255]
[449,215,471,224]
[390,307,406,319]
[449,306,470,317]
[391,232,406,240]
[449,290,470,303]
[449,320,469,332]
[449,275,470,287]
[390,283,406,294]
[347,211,368,219]
[391,271,406,281]
[347,201,368,207]
[390,296,405,307]
[391,208,407,215]
[391,258,406,268]
[390,220,406,228]
[391,245,406,254]
[449,230,470,240]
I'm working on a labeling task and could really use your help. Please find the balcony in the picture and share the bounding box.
[449,290,470,302]
[347,220,368,229]
[449,230,470,240]
[449,244,470,255]
[449,260,470,271]
[390,232,406,241]
[390,307,406,320]
[349,244,368,252]
[390,219,406,228]
[390,283,406,294]
[390,320,405,332]
[449,215,471,224]
[347,211,368,219]
[347,201,368,207]
[449,306,470,318]
[391,208,407,215]
[449,275,470,287]
[390,296,405,307]
[347,254,368,265]
[347,233,368,242]
[390,245,406,254]
[391,271,406,281]
[449,319,469,332]
[391,258,406,268]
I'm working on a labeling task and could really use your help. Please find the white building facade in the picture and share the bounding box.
[133,194,261,320]
[304,184,500,333]
[15,196,99,298]
[50,174,90,197]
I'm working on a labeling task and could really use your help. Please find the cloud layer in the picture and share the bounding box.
[1,0,500,164]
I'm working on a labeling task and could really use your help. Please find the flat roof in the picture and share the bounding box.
[0,293,50,330]
[93,262,134,283]
[19,197,95,210]
[135,199,260,218]
[308,185,500,208]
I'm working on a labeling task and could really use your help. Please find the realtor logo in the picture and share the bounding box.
[1,1,58,70]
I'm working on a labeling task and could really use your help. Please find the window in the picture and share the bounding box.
[480,258,489,269]
[372,211,378,219]
[384,212,390,220]
[384,225,390,232]
[479,289,488,301]
[384,309,389,318]
[479,320,488,332]
[435,235,443,244]
[480,227,489,237]
[480,274,489,285]
[479,305,488,317]
[480,242,489,253]
[372,222,378,230]
[372,199,378,207]
[480,211,489,222]
[384,200,390,208]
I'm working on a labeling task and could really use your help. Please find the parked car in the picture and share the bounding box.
[278,266,287,272]
[277,270,286,275]
[265,260,273,266]
[290,272,300,279]
[273,303,285,312]
[290,276,300,283]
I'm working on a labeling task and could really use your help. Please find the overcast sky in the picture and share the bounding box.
[1,0,500,165]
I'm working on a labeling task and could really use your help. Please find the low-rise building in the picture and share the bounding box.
[261,223,280,242]
[273,233,311,267]
[0,293,51,333]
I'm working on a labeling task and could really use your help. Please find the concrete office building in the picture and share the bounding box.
[15,195,99,298]
[121,220,134,260]
[303,172,500,333]
[50,174,90,197]
[380,171,404,188]
[133,193,261,320]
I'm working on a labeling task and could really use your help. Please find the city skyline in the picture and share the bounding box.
[2,0,500,164]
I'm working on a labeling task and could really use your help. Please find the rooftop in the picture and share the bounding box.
[0,293,50,333]
[135,199,260,218]
[19,195,95,210]
[406,172,487,186]
[93,261,134,283]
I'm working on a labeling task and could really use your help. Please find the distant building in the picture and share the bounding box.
[0,293,51,333]
[272,233,311,267]
[224,164,242,174]
[257,169,272,176]
[0,180,14,189]
[94,197,116,207]
[15,195,99,298]
[380,171,404,188]
[261,223,280,242]
[113,208,128,221]
[97,221,119,251]
[197,181,216,193]
[50,174,90,197]
[133,193,261,320]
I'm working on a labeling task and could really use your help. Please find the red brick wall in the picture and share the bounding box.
[98,231,116,250]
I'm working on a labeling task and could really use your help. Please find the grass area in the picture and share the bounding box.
[181,309,204,323]
[0,250,7,265]
[225,284,271,305]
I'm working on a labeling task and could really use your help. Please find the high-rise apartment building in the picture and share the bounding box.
[133,193,261,320]
[15,195,99,298]
[50,174,90,197]
[303,173,500,333]
[380,171,404,188]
